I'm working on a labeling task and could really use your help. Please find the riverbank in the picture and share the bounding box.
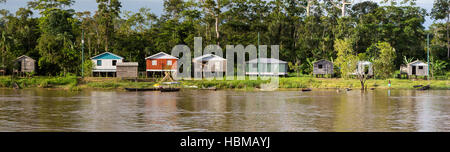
[0,76,448,90]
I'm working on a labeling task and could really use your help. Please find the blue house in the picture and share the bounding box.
[91,52,124,77]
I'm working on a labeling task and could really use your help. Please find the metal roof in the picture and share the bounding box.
[146,52,178,59]
[91,52,124,60]
[193,54,226,61]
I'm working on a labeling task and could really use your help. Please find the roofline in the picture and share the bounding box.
[408,60,425,65]
[193,54,226,61]
[16,55,35,61]
[247,58,287,63]
[90,52,124,59]
[145,52,179,59]
[313,59,332,64]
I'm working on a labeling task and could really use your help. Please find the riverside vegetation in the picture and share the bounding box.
[1,75,448,91]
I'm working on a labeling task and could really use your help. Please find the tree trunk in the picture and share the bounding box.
[306,0,311,17]
[105,25,109,52]
[360,79,365,90]
[215,0,221,46]
[447,14,449,59]
[215,16,220,45]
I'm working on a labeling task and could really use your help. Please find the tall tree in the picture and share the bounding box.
[329,0,353,17]
[95,0,121,52]
[431,0,450,59]
[199,0,230,45]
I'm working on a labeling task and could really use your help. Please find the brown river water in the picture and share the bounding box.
[0,88,449,132]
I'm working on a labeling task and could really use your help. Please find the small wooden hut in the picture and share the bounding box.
[14,55,35,76]
[407,60,428,78]
[116,62,138,78]
[313,59,333,77]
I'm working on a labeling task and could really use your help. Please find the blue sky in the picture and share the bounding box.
[0,0,437,29]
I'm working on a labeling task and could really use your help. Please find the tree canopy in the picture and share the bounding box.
[0,0,448,77]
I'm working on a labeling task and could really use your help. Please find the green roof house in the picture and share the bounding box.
[246,58,288,76]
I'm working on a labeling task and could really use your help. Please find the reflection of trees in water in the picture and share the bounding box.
[0,89,448,131]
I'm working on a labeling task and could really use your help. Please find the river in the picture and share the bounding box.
[0,89,449,132]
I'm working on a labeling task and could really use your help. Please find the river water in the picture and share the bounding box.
[0,89,449,132]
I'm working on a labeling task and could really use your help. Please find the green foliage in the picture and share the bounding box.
[0,0,446,78]
[373,42,396,79]
[83,60,94,77]
[334,39,357,79]
[288,60,301,77]
[430,57,448,76]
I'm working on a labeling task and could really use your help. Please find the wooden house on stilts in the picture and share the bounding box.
[145,52,178,78]
[14,55,35,76]
[313,59,333,78]
[91,52,124,77]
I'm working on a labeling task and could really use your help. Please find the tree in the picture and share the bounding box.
[334,39,357,79]
[95,0,122,52]
[431,0,450,59]
[373,42,396,79]
[297,0,317,17]
[198,0,230,45]
[28,0,74,14]
[329,0,353,17]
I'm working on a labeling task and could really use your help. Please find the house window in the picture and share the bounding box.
[152,60,157,65]
[318,64,323,69]
[112,60,117,66]
[167,60,172,65]
[253,63,258,68]
[419,66,423,69]
[97,60,102,66]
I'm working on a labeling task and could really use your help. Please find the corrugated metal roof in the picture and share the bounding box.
[409,60,428,66]
[193,54,226,61]
[16,55,35,61]
[146,52,178,59]
[91,52,123,60]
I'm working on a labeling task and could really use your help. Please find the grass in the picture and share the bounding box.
[0,76,78,89]
[0,76,448,90]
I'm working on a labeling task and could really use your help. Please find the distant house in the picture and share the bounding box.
[407,60,428,77]
[193,54,227,77]
[246,58,288,76]
[145,52,178,77]
[117,62,139,78]
[352,61,373,76]
[14,55,35,75]
[91,52,124,77]
[313,59,333,77]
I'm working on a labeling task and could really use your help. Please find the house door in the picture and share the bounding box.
[412,66,416,75]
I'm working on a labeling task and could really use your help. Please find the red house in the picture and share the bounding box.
[145,52,178,77]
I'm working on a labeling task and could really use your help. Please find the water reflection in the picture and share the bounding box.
[0,89,448,132]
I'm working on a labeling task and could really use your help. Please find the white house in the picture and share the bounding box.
[91,52,124,77]
[193,54,227,77]
[351,61,373,76]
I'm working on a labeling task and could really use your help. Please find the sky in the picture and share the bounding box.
[0,0,437,29]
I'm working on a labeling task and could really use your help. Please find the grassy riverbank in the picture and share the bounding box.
[0,76,448,90]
